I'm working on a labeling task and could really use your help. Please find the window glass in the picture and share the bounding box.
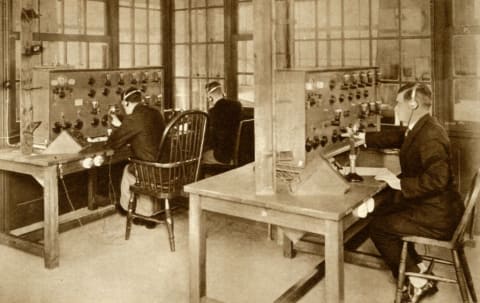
[64,0,84,34]
[175,45,190,77]
[175,10,189,43]
[401,39,431,82]
[120,44,133,67]
[295,1,316,40]
[207,8,224,42]
[454,79,480,122]
[119,8,133,43]
[208,44,224,78]
[295,41,316,67]
[454,0,480,27]
[401,0,431,36]
[192,45,207,77]
[135,44,148,66]
[89,43,108,68]
[191,9,207,43]
[376,39,400,80]
[134,9,148,43]
[175,79,190,110]
[453,35,480,77]
[86,1,106,35]
[238,2,253,35]
[149,10,162,43]
[149,44,162,66]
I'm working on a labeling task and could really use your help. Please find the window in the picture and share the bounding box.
[174,0,225,111]
[448,0,480,129]
[119,0,163,68]
[292,0,433,114]
[236,0,254,105]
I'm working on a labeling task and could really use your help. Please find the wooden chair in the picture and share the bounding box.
[125,110,208,251]
[395,168,480,303]
[200,118,254,177]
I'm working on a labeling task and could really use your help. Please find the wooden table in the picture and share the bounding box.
[185,156,394,303]
[0,147,129,269]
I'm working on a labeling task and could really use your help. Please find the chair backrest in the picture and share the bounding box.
[451,168,480,245]
[232,118,254,166]
[157,110,208,185]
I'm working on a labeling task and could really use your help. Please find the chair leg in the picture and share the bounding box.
[452,249,471,303]
[164,198,175,252]
[458,247,478,303]
[395,242,409,303]
[125,193,136,240]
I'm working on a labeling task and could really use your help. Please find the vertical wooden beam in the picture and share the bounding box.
[0,0,7,233]
[108,0,119,68]
[20,0,36,154]
[162,0,174,109]
[254,0,276,194]
[224,0,237,101]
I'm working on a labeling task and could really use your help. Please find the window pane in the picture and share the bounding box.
[120,44,133,67]
[41,41,60,66]
[87,1,106,35]
[208,0,224,6]
[401,39,431,82]
[134,0,147,8]
[329,0,342,38]
[192,0,206,8]
[175,0,188,9]
[149,44,162,66]
[238,75,254,103]
[175,10,189,43]
[192,45,207,77]
[454,0,480,27]
[378,83,400,123]
[150,0,161,9]
[376,39,400,80]
[454,79,480,122]
[453,35,480,76]
[175,45,190,77]
[39,0,59,33]
[66,41,87,68]
[119,8,133,42]
[344,0,370,38]
[120,0,132,6]
[295,1,316,40]
[316,0,327,39]
[64,0,85,34]
[192,79,208,111]
[295,41,316,67]
[376,0,399,37]
[135,44,148,66]
[238,2,253,35]
[149,10,162,43]
[175,79,190,110]
[345,40,370,66]
[238,41,253,73]
[207,8,224,42]
[317,41,327,66]
[401,0,431,36]
[191,9,207,43]
[135,9,148,43]
[89,43,107,68]
[208,44,224,78]
[330,40,342,66]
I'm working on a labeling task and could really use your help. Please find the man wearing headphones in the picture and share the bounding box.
[365,83,464,303]
[202,81,243,164]
[106,87,165,226]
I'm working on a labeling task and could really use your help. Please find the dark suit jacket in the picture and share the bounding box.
[207,98,243,164]
[366,115,464,234]
[106,104,165,162]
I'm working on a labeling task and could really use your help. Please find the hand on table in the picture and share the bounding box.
[375,169,401,190]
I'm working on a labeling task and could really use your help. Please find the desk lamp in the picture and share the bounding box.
[343,124,364,183]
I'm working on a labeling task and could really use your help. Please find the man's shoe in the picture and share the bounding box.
[132,218,157,229]
[406,279,438,303]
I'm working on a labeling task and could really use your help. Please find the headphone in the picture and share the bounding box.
[122,89,142,105]
[408,84,419,110]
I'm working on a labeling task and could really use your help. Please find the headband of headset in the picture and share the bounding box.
[123,89,142,102]
[409,84,419,110]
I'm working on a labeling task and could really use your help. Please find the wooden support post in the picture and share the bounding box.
[254,0,276,195]
[20,0,36,154]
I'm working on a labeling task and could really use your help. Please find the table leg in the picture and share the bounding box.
[189,194,206,303]
[43,166,60,269]
[88,169,98,210]
[325,220,344,303]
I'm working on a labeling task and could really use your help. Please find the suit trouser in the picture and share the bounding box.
[120,165,158,216]
[369,194,452,279]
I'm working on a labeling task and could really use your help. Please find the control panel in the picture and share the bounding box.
[31,66,164,148]
[275,66,381,169]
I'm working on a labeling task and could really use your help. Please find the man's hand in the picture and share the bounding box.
[375,169,401,190]
[110,114,122,128]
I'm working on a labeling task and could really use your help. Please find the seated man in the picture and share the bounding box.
[366,83,464,303]
[202,81,243,164]
[105,87,166,226]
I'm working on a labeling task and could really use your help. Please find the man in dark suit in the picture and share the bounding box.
[106,87,165,219]
[366,83,464,303]
[202,81,243,164]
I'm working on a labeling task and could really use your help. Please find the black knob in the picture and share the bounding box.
[74,119,83,130]
[101,114,109,127]
[329,96,336,105]
[320,136,328,147]
[331,130,339,143]
[305,138,313,152]
[63,121,72,129]
[58,89,66,99]
[88,77,95,85]
[116,87,124,95]
[312,136,321,149]
[339,94,345,103]
[88,89,96,98]
[52,122,62,134]
[91,118,100,127]
[105,79,111,87]
[102,87,110,96]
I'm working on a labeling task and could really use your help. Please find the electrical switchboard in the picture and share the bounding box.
[275,66,381,171]
[31,66,164,148]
